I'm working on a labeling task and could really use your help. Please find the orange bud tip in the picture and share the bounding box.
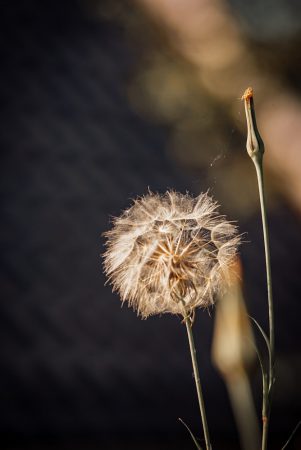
[241,87,253,101]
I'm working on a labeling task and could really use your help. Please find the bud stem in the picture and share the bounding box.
[184,314,212,450]
[242,87,275,450]
[253,157,275,450]
[253,158,275,374]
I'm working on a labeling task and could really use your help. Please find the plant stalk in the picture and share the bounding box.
[184,315,212,450]
[242,87,275,450]
[253,157,274,450]
[253,158,275,380]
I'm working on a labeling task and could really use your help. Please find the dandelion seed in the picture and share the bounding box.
[103,191,240,318]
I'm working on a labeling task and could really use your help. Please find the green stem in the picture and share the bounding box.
[253,156,275,450]
[262,418,269,450]
[184,316,212,450]
[243,87,275,450]
[253,158,275,383]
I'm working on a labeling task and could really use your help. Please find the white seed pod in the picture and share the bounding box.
[103,191,240,318]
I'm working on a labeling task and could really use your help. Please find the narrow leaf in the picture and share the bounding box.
[281,420,301,450]
[249,315,271,362]
[253,342,268,398]
[179,418,202,450]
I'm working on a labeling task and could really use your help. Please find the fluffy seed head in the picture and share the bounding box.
[103,191,240,318]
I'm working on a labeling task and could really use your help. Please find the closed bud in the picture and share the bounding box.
[242,87,265,161]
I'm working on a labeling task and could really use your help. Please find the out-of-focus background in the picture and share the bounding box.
[0,0,300,449]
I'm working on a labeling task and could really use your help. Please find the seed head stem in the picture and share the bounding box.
[184,313,212,450]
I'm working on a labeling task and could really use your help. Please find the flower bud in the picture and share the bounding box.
[242,87,264,161]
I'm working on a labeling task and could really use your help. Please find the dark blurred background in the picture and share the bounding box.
[0,1,300,449]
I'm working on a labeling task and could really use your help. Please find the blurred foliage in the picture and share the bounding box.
[89,0,301,218]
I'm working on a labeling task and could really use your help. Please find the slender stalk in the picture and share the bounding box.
[184,315,212,450]
[253,158,275,381]
[262,416,269,450]
[253,158,274,450]
[242,87,275,450]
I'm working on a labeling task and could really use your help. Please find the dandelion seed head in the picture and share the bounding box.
[103,191,240,318]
